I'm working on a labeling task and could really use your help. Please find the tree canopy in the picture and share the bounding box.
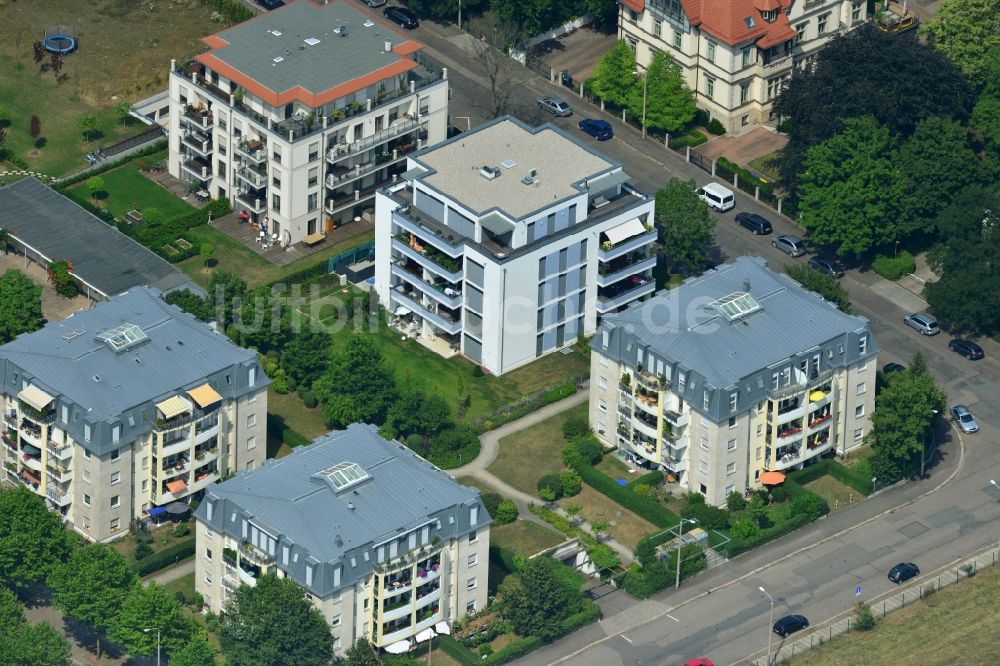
[774,24,974,194]
[165,289,213,322]
[168,634,216,666]
[0,487,73,591]
[921,0,1000,86]
[383,387,452,442]
[281,330,332,389]
[206,270,247,327]
[628,50,696,133]
[108,582,195,657]
[590,41,639,108]
[653,178,716,275]
[316,334,397,428]
[797,116,905,257]
[342,638,382,666]
[219,574,333,666]
[784,265,851,313]
[48,544,138,657]
[497,557,583,641]
[0,269,44,344]
[0,586,72,666]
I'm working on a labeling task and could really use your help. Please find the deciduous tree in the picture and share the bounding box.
[168,633,216,666]
[797,116,905,257]
[653,178,716,275]
[590,40,638,108]
[29,115,41,144]
[921,0,1000,86]
[0,269,44,344]
[33,41,44,64]
[316,334,396,427]
[165,289,212,322]
[281,330,332,389]
[108,583,195,658]
[219,574,333,666]
[498,557,582,641]
[784,265,851,313]
[86,175,104,202]
[78,114,97,142]
[469,19,526,118]
[49,544,138,658]
[342,638,382,666]
[628,51,695,133]
[0,590,73,666]
[0,486,73,591]
[115,101,133,126]
[206,270,247,326]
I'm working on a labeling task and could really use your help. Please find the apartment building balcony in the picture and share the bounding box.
[381,596,414,622]
[180,131,213,157]
[46,457,72,481]
[235,165,267,189]
[629,438,660,464]
[597,253,657,288]
[807,412,833,431]
[767,443,803,470]
[392,210,464,259]
[323,182,382,217]
[663,410,689,428]
[161,433,193,458]
[598,228,657,262]
[3,411,17,429]
[633,392,660,416]
[46,439,72,460]
[391,237,464,283]
[236,188,267,214]
[635,370,666,392]
[596,278,655,313]
[19,421,42,444]
[45,484,71,507]
[1,434,17,452]
[327,117,420,164]
[774,400,805,426]
[632,416,659,440]
[774,423,804,444]
[181,105,213,132]
[761,52,792,73]
[414,584,441,610]
[238,540,274,566]
[221,574,239,591]
[326,144,417,190]
[21,452,42,473]
[769,368,836,401]
[193,448,219,470]
[235,139,266,163]
[188,469,220,494]
[808,388,833,409]
[380,623,416,647]
[236,565,259,587]
[390,289,462,335]
[391,261,462,310]
[180,155,211,181]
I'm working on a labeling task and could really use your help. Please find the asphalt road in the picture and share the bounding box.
[408,21,1000,665]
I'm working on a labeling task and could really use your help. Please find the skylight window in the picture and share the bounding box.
[745,16,756,28]
[712,292,762,321]
[304,37,320,46]
[96,323,149,353]
[319,462,370,493]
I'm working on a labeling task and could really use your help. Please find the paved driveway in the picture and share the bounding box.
[695,126,788,166]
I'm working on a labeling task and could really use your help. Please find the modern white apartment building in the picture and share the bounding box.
[618,0,867,133]
[168,0,448,245]
[0,287,268,543]
[194,423,490,657]
[589,256,877,505]
[374,117,657,375]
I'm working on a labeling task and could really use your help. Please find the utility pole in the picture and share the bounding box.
[674,518,696,589]
[641,74,648,139]
[760,587,774,666]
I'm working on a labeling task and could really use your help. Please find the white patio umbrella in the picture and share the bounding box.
[384,640,412,655]
[434,622,451,635]
[414,628,437,643]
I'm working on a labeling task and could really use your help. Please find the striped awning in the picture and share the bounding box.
[17,385,54,411]
[156,396,189,420]
[187,383,222,409]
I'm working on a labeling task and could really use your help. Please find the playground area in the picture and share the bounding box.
[42,25,77,55]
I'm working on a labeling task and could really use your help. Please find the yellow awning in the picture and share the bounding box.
[156,396,190,420]
[18,385,54,412]
[187,383,222,409]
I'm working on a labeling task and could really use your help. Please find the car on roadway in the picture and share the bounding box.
[359,0,386,6]
[578,118,613,140]
[538,96,572,117]
[256,0,285,8]
[948,338,985,360]
[684,660,714,666]
[808,256,845,278]
[951,404,979,433]
[903,312,940,336]
[888,562,920,584]
[773,614,809,637]
[771,235,807,258]
[735,212,772,235]
[883,363,906,375]
[383,6,419,29]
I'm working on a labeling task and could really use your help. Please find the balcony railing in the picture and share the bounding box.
[180,156,211,181]
[235,165,267,188]
[596,255,657,288]
[598,229,657,261]
[390,289,462,335]
[235,139,266,163]
[47,439,72,459]
[236,189,267,213]
[596,280,656,313]
[327,117,420,163]
[181,132,213,156]
[239,541,275,566]
[391,237,464,283]
[390,262,462,310]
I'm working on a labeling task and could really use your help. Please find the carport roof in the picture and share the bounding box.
[0,178,201,299]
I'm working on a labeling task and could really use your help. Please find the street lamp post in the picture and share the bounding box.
[143,627,161,666]
[641,74,648,139]
[760,586,774,666]
[990,480,1000,556]
[674,518,697,589]
[457,0,462,30]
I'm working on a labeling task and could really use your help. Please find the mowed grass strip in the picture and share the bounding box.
[793,565,1000,666]
[559,485,655,551]
[804,475,862,513]
[66,162,195,219]
[491,520,565,557]
[488,403,589,495]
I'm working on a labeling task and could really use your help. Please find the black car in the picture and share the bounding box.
[383,6,419,29]
[773,614,809,637]
[948,339,985,360]
[883,363,906,374]
[888,562,920,584]
[735,212,772,235]
[808,256,845,278]
[256,0,285,8]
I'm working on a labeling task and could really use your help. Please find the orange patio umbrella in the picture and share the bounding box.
[760,471,786,486]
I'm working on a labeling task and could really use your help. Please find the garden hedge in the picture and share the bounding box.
[437,636,480,666]
[571,462,678,528]
[132,536,196,576]
[626,469,665,490]
[726,512,813,558]
[485,637,544,665]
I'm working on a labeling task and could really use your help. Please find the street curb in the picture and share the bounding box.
[547,424,966,665]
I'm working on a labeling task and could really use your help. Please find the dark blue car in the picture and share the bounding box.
[579,118,613,141]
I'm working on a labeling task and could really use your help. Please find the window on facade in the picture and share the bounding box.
[466,600,477,613]
[729,392,738,413]
[854,428,864,442]
[818,13,829,35]
[627,9,638,23]
[331,614,342,627]
[111,495,120,508]
[247,436,256,451]
[707,41,716,62]
[110,471,121,485]
[706,77,715,99]
[599,376,608,389]
[467,577,478,590]
[308,143,319,162]
[247,413,256,428]
[771,372,780,390]
[110,518,121,532]
[725,484,735,496]
[856,382,866,396]
[308,168,319,187]
[851,3,862,22]
[726,462,736,475]
[84,424,91,442]
[83,494,91,507]
[673,31,682,49]
[703,391,711,410]
[740,82,750,104]
[728,439,737,452]
[653,20,662,37]
[756,446,763,460]
[795,22,807,45]
[271,193,280,212]
[468,554,478,568]
[855,405,865,418]
[468,530,478,544]
[305,192,317,212]
[858,361,868,373]
[598,399,607,413]
[699,459,708,473]
[205,548,213,561]
[859,335,868,354]
[729,415,737,429]
[742,48,752,67]
[83,470,91,484]
[626,36,638,53]
[246,460,255,471]
[699,436,709,451]
[110,448,120,461]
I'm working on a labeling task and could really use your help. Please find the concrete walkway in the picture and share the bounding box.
[452,390,635,565]
[142,556,195,587]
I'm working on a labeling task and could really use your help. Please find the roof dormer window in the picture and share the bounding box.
[761,9,778,22]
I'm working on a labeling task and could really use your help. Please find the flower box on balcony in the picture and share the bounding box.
[777,427,802,438]
[809,414,832,428]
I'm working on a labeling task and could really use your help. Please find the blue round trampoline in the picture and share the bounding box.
[43,26,76,55]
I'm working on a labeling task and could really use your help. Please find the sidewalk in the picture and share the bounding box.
[143,557,195,587]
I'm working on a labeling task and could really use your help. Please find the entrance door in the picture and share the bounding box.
[307,218,316,235]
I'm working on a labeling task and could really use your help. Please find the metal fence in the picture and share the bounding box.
[688,150,712,174]
[751,546,1000,665]
[327,240,375,274]
[100,124,165,158]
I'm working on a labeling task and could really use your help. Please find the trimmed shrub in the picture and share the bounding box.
[627,470,665,490]
[791,492,828,521]
[493,500,518,525]
[482,492,503,518]
[726,513,813,558]
[731,517,759,539]
[405,433,425,450]
[769,485,789,503]
[472,365,485,377]
[631,483,653,498]
[855,602,876,630]
[537,473,564,499]
[872,251,916,281]
[561,445,585,468]
[621,562,672,598]
[693,109,710,126]
[562,416,590,441]
[437,636,480,666]
[300,390,318,409]
[706,117,726,135]
[681,497,730,530]
[134,541,153,561]
[574,435,603,465]
[559,602,602,634]
[726,491,747,512]
[132,537,196,576]
[485,636,543,664]
[560,470,582,497]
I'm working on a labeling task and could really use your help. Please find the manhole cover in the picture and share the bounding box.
[899,521,929,538]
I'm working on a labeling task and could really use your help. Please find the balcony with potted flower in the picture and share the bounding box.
[808,410,833,430]
[775,421,803,443]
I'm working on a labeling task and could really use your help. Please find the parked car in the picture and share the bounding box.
[735,212,772,235]
[256,0,285,8]
[697,183,735,212]
[888,562,920,584]
[684,660,714,666]
[359,0,386,6]
[948,338,985,360]
[773,614,809,637]
[538,96,572,117]
[579,118,613,140]
[383,6,418,28]
[903,312,940,336]
[772,235,807,258]
[808,256,845,278]
[882,363,906,374]
[951,404,979,433]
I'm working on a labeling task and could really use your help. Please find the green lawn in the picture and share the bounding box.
[792,565,1000,666]
[66,161,194,219]
[491,520,565,557]
[559,485,655,551]
[595,452,631,480]
[161,572,197,601]
[746,150,783,183]
[804,475,862,513]
[265,387,327,458]
[488,402,589,495]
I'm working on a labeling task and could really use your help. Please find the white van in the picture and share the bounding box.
[697,183,735,212]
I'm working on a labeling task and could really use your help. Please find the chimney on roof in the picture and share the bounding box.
[384,39,392,52]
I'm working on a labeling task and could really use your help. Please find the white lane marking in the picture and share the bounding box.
[621,635,634,644]
[666,614,679,622]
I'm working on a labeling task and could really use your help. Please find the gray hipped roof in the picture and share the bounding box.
[201,424,483,563]
[603,256,872,388]
[0,178,200,298]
